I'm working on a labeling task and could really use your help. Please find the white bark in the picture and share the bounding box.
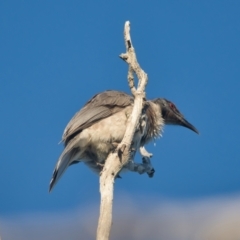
[96,21,148,240]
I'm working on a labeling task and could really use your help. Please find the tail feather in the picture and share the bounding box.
[49,147,79,192]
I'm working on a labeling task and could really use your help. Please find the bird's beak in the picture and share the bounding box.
[177,116,199,134]
[164,111,199,134]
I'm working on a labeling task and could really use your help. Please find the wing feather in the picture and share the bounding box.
[62,90,133,145]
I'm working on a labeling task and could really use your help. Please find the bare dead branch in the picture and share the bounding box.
[96,21,148,240]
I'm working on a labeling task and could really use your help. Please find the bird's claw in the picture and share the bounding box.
[147,168,155,178]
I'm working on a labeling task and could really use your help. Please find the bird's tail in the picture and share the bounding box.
[49,147,79,192]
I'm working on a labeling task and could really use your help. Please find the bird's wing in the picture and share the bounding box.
[62,90,133,145]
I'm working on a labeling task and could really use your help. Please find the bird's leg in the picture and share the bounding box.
[139,146,155,178]
[142,157,155,177]
[123,146,154,176]
[125,159,154,177]
[121,144,155,177]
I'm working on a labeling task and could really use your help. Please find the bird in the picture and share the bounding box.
[49,90,198,192]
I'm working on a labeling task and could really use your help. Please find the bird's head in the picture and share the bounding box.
[153,98,199,134]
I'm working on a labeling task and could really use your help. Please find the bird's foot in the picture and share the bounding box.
[147,168,155,178]
[125,160,155,177]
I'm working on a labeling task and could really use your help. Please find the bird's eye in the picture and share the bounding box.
[169,102,176,109]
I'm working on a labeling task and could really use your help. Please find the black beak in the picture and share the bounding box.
[176,116,199,134]
[163,109,199,134]
[162,105,199,134]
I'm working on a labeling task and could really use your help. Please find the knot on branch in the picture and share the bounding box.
[127,40,132,49]
[119,53,128,61]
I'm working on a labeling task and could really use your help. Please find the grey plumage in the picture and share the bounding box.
[49,90,198,192]
[63,91,133,145]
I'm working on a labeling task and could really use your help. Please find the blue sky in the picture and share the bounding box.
[0,0,240,232]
